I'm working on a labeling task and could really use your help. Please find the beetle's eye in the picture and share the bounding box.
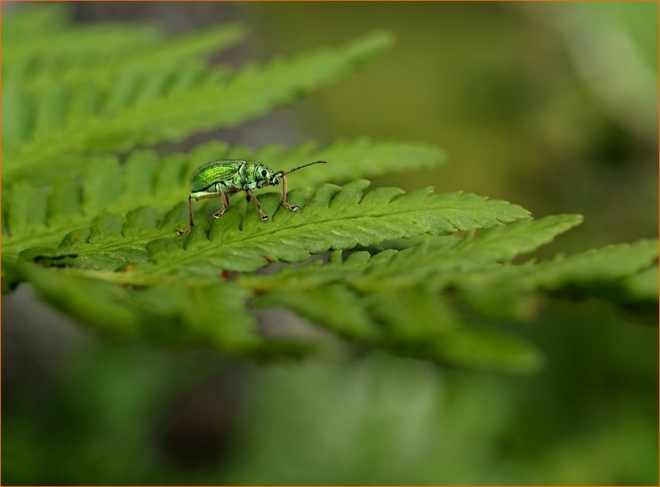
[261,170,268,178]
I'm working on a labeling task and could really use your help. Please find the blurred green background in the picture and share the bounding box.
[3,2,658,484]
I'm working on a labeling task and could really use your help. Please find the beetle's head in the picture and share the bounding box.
[255,164,279,188]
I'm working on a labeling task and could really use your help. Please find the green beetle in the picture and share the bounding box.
[176,159,327,236]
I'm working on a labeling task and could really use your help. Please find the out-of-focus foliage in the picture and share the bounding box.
[523,2,658,142]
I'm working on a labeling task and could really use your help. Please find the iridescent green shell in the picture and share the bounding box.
[190,160,244,192]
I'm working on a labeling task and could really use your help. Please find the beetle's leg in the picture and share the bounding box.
[211,189,230,219]
[176,192,225,236]
[245,188,268,221]
[279,175,299,212]
[175,195,196,236]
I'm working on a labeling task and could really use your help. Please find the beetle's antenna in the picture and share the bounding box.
[282,160,327,176]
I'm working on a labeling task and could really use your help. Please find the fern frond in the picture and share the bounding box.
[254,284,543,373]
[507,239,659,318]
[3,22,160,81]
[245,230,656,368]
[4,33,394,185]
[242,215,583,292]
[16,181,528,277]
[448,239,657,312]
[12,24,247,90]
[524,240,659,289]
[13,263,311,358]
[3,138,442,262]
[3,6,243,85]
[3,62,230,154]
[362,287,543,372]
[247,234,657,311]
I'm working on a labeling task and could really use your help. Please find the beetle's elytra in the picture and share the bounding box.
[175,159,327,236]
